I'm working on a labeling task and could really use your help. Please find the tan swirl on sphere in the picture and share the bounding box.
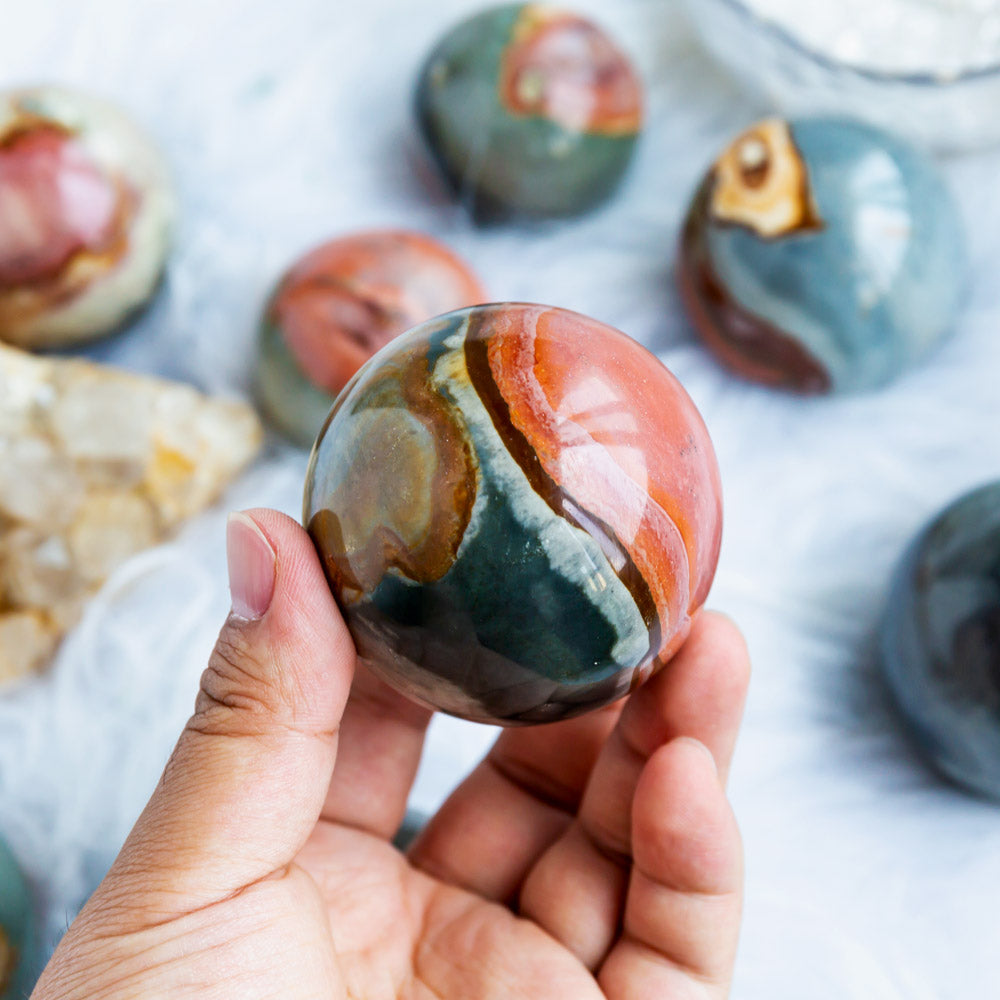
[710,118,823,238]
[307,344,478,599]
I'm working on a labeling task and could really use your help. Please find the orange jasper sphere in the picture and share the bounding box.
[257,230,487,446]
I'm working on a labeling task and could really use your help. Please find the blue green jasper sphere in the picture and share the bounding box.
[679,117,967,393]
[0,837,34,1000]
[415,4,643,220]
[304,303,722,725]
[881,482,1000,799]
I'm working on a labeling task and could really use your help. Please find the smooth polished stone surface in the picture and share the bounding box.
[0,836,33,1000]
[678,116,966,394]
[881,481,1000,800]
[257,230,486,447]
[0,86,174,349]
[415,4,643,220]
[304,303,722,724]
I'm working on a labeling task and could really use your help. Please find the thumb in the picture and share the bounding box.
[105,508,356,917]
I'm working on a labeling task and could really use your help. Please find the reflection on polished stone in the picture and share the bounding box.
[305,303,722,724]
[679,117,966,393]
[416,4,643,220]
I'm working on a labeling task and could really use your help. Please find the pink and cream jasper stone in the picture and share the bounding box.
[256,229,488,446]
[0,86,174,349]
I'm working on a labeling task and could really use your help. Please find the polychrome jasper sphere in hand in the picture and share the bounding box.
[256,230,487,446]
[0,86,174,349]
[415,4,643,220]
[678,117,966,393]
[0,836,34,1000]
[304,303,722,724]
[881,482,1000,800]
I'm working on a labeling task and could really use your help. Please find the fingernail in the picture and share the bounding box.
[677,736,718,776]
[226,512,276,621]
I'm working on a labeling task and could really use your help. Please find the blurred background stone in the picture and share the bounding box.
[0,345,261,685]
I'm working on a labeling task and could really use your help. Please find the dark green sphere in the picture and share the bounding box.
[415,4,643,220]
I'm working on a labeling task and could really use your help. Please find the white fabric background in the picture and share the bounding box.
[2,1,1000,996]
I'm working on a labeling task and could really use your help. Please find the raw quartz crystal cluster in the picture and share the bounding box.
[0,345,262,685]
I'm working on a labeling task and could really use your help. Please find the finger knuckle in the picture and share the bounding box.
[189,626,285,736]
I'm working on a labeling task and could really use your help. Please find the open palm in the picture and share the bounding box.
[33,510,749,1000]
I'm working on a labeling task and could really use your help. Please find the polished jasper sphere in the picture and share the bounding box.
[0,836,34,1000]
[678,117,966,394]
[304,303,722,724]
[257,230,486,447]
[881,482,1000,800]
[0,86,174,349]
[415,4,643,220]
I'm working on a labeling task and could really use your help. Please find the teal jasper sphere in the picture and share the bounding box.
[304,303,722,725]
[881,482,1000,800]
[415,4,643,220]
[678,117,967,393]
[0,837,34,999]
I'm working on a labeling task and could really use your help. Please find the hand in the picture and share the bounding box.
[33,508,750,999]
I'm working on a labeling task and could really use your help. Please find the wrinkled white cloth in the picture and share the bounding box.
[2,1,999,996]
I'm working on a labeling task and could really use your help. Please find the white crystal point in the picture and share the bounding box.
[0,343,262,685]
